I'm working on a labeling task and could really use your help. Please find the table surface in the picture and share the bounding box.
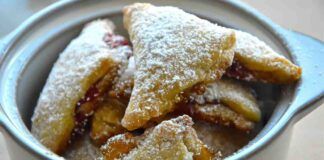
[0,0,323,159]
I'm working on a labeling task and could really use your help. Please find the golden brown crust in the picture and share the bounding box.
[227,30,302,84]
[100,133,138,160]
[124,115,212,160]
[101,115,212,160]
[31,19,129,153]
[192,80,261,122]
[90,99,126,145]
[122,3,235,130]
[194,104,254,131]
[73,64,121,137]
[30,3,304,159]
[107,62,258,132]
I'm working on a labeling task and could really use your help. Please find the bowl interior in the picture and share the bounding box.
[1,0,296,159]
[18,11,283,130]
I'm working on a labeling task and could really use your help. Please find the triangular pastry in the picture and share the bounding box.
[110,57,258,131]
[122,3,236,130]
[101,115,212,160]
[191,104,254,131]
[191,79,261,122]
[226,30,302,83]
[31,19,131,153]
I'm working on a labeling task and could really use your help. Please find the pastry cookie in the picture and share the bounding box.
[31,19,130,153]
[192,79,261,122]
[193,104,254,131]
[226,30,302,83]
[101,115,212,160]
[122,3,236,130]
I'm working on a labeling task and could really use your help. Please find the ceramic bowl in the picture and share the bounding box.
[0,1,323,159]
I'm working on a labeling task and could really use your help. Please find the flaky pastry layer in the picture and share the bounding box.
[31,19,128,153]
[122,3,236,130]
[227,30,302,83]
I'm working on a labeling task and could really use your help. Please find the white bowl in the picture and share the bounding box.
[0,1,323,159]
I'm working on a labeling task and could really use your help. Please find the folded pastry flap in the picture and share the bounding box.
[183,127,214,160]
[32,57,119,153]
[194,104,254,131]
[233,30,302,83]
[122,3,236,130]
[220,97,260,122]
[122,115,212,160]
[217,81,260,122]
[101,133,138,160]
[31,20,124,153]
[193,80,260,122]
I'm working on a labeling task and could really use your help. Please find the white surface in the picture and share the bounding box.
[1,0,323,159]
[244,0,324,41]
[0,134,9,160]
[243,1,324,159]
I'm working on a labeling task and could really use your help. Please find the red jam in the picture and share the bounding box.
[71,33,132,140]
[76,85,100,108]
[173,103,196,117]
[104,33,130,48]
[225,60,256,81]
[73,85,100,136]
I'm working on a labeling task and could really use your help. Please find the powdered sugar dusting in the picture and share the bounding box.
[119,56,135,81]
[191,80,260,122]
[122,115,209,160]
[122,3,236,130]
[100,132,138,160]
[234,30,284,59]
[233,30,301,82]
[194,104,254,131]
[31,19,129,152]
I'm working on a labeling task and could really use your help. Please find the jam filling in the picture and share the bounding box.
[77,85,100,108]
[72,33,131,138]
[73,84,101,136]
[225,60,256,81]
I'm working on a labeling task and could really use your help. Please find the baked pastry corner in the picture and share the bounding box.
[121,3,236,130]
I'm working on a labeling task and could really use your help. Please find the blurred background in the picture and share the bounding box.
[0,0,323,159]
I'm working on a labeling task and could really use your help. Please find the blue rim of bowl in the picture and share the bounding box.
[0,0,317,159]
